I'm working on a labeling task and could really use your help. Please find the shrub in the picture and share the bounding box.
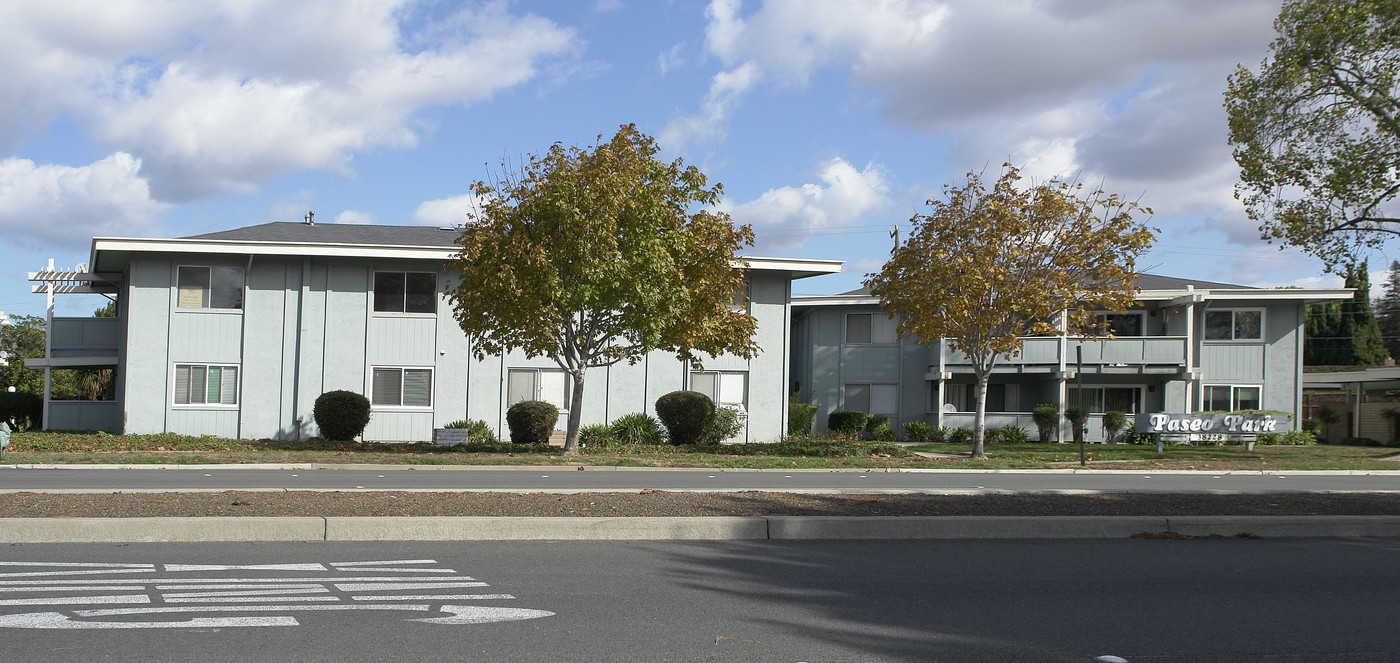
[993,424,1028,444]
[313,390,371,441]
[927,426,948,444]
[947,427,972,445]
[864,414,891,435]
[1125,431,1155,445]
[1102,411,1128,443]
[903,421,934,443]
[1340,436,1381,447]
[703,406,746,443]
[578,423,617,449]
[610,413,665,445]
[1031,404,1058,442]
[1064,407,1087,445]
[655,391,716,445]
[0,391,42,430]
[444,419,496,444]
[1301,418,1322,434]
[827,411,867,438]
[872,422,897,442]
[506,400,559,445]
[787,391,820,436]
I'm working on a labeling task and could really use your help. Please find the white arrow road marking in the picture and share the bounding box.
[0,612,296,629]
[0,569,157,579]
[75,604,432,617]
[411,606,555,625]
[326,568,456,573]
[155,584,325,591]
[0,563,153,569]
[166,596,340,603]
[0,585,156,593]
[165,564,327,572]
[0,595,150,606]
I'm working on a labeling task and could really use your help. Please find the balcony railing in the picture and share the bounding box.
[939,336,1187,369]
[48,317,120,359]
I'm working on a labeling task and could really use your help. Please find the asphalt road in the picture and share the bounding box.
[2,465,1398,494]
[2,538,1396,662]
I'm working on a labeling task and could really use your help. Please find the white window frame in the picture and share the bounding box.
[172,364,239,407]
[844,312,897,345]
[730,277,751,313]
[507,368,571,412]
[1201,384,1262,412]
[844,382,897,416]
[176,265,244,310]
[1204,308,1264,342]
[372,271,437,315]
[371,366,434,408]
[690,371,748,410]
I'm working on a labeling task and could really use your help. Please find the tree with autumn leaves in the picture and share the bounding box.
[867,165,1155,459]
[448,124,758,456]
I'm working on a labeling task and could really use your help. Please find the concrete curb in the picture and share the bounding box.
[6,464,1400,475]
[4,515,1400,544]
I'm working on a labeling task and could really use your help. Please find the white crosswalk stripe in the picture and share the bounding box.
[0,560,553,629]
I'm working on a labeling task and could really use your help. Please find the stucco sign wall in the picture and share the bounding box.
[1134,412,1285,435]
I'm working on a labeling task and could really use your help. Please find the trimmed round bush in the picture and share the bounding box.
[506,400,559,445]
[313,390,371,441]
[655,390,716,445]
[827,411,867,437]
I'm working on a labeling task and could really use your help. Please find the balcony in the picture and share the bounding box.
[936,336,1188,375]
[25,317,120,369]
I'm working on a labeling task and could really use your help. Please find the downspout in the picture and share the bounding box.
[291,258,310,441]
[236,255,252,439]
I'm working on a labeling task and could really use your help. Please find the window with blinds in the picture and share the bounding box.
[690,371,747,408]
[173,364,238,405]
[507,369,569,411]
[371,367,433,407]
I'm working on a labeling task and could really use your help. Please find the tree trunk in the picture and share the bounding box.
[971,369,989,459]
[561,369,586,456]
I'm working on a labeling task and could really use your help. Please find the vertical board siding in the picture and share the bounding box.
[123,259,174,434]
[363,411,433,442]
[367,316,438,365]
[169,312,243,363]
[47,401,122,433]
[1200,344,1265,381]
[167,409,240,438]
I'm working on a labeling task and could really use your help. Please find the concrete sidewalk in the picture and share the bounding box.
[4,515,1399,543]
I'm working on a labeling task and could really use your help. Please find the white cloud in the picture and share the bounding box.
[412,194,483,227]
[595,0,623,11]
[658,42,686,75]
[660,62,760,151]
[0,1,580,201]
[725,157,889,251]
[0,152,167,249]
[334,210,374,225]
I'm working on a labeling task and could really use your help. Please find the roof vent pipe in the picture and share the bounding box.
[304,211,315,225]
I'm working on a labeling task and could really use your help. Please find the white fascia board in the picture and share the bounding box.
[92,237,458,262]
[792,295,879,307]
[737,256,843,279]
[1198,287,1353,304]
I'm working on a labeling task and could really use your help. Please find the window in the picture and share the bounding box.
[730,277,750,312]
[174,364,238,405]
[942,383,1009,412]
[1202,385,1261,412]
[177,266,243,309]
[845,313,897,344]
[1067,386,1141,413]
[845,383,897,415]
[372,367,433,407]
[374,272,436,313]
[1096,312,1144,337]
[508,369,569,411]
[691,371,747,408]
[1205,309,1262,341]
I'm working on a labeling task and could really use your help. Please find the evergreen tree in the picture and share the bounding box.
[1377,261,1400,361]
[1305,300,1342,365]
[1343,263,1389,366]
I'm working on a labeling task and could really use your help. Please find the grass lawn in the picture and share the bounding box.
[2,431,1397,471]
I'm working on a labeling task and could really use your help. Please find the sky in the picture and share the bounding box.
[0,0,1391,322]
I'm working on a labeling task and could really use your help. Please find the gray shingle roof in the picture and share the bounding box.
[185,222,462,247]
[837,273,1251,297]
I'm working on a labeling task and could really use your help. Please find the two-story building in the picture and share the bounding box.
[789,275,1352,441]
[27,221,840,442]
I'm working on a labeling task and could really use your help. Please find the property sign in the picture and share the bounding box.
[1134,412,1283,435]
